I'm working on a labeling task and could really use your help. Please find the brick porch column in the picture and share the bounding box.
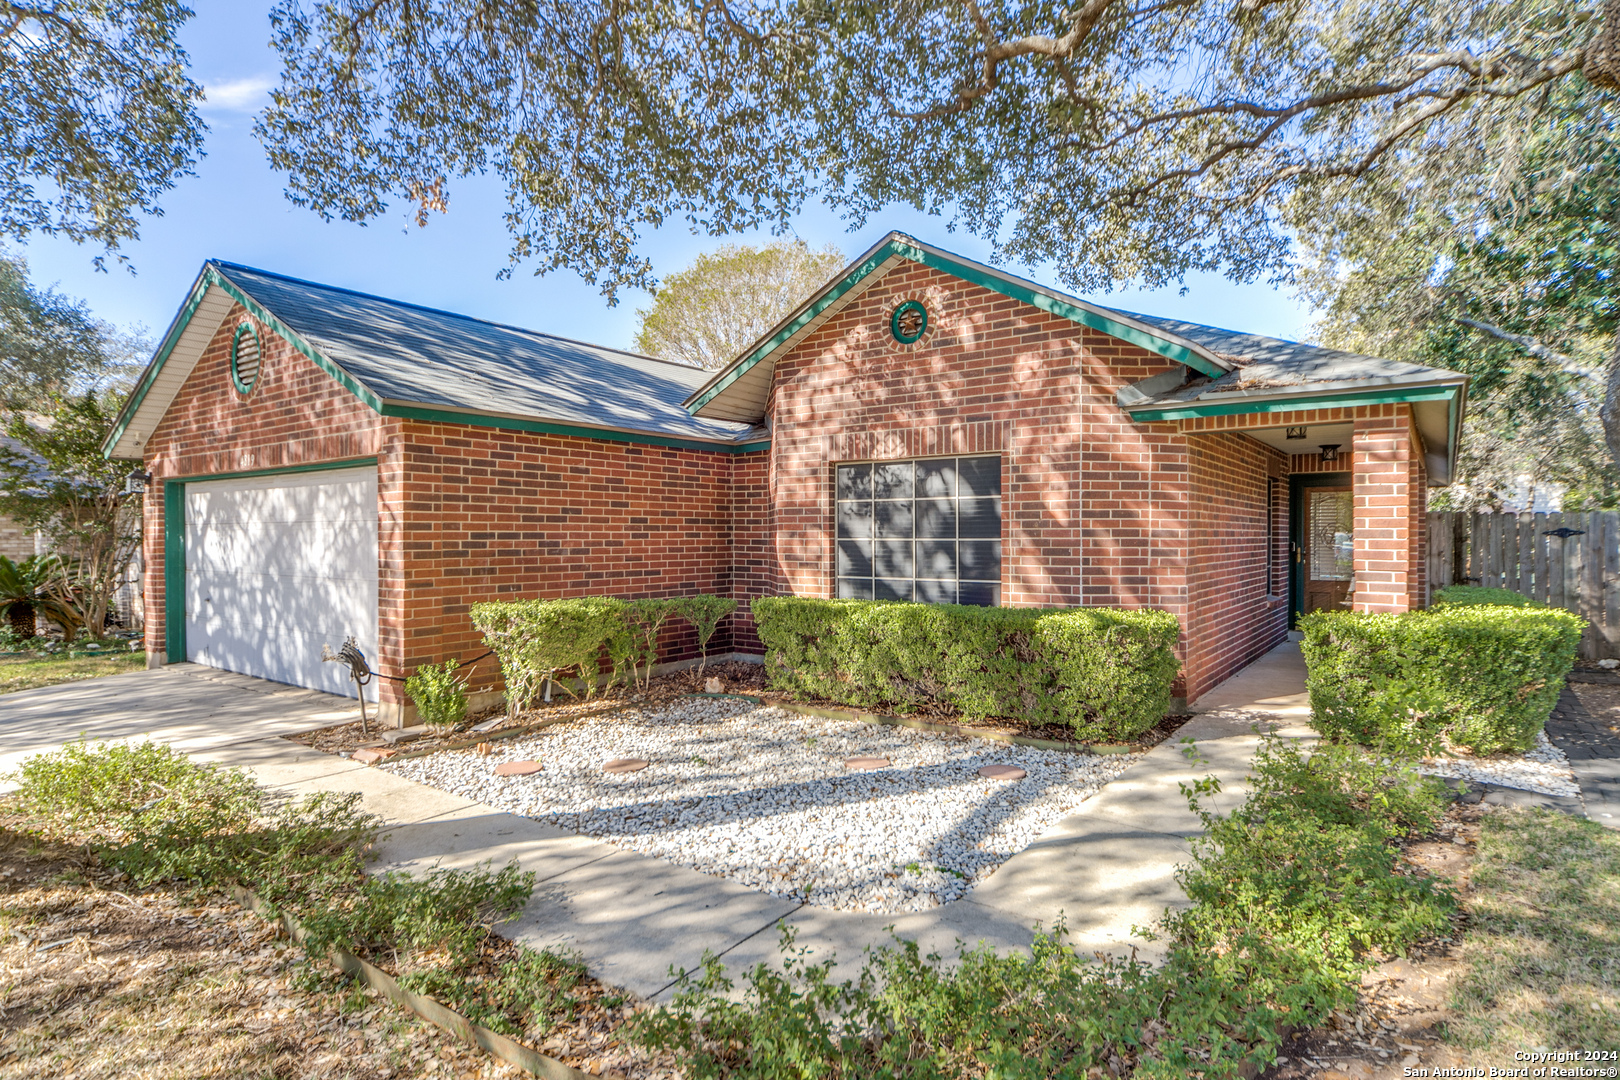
[1351,406,1426,613]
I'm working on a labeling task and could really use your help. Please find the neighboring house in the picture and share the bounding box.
[104,234,1466,724]
[0,515,39,563]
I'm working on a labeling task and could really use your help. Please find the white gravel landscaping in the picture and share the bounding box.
[383,697,1141,914]
[1417,731,1579,798]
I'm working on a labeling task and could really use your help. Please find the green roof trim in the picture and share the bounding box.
[105,263,765,461]
[103,271,212,458]
[102,263,385,458]
[1124,383,1462,423]
[688,244,900,414]
[685,236,1229,417]
[381,403,768,454]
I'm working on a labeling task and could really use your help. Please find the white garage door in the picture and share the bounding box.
[185,467,378,700]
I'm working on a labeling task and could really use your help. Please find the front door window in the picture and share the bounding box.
[1303,488,1354,613]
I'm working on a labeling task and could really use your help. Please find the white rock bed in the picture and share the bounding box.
[1417,731,1579,798]
[383,698,1140,914]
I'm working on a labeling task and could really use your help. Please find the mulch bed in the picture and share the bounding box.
[294,657,1186,760]
[290,661,768,758]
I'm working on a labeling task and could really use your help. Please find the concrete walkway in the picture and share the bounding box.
[0,644,1313,1000]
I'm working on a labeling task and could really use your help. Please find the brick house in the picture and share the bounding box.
[105,234,1465,722]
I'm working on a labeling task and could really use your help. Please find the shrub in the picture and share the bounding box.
[1300,603,1583,754]
[472,593,741,706]
[470,597,631,709]
[621,598,682,691]
[632,737,1453,1079]
[673,594,738,679]
[6,740,578,1042]
[750,597,1180,740]
[1432,585,1540,608]
[405,658,469,727]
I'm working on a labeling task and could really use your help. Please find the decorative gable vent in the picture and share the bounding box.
[890,300,928,344]
[231,322,262,395]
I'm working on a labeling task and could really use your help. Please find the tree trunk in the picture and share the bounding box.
[7,601,34,641]
[1604,331,1620,475]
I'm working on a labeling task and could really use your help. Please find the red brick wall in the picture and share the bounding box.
[729,448,776,653]
[382,419,756,706]
[1351,406,1426,614]
[1184,432,1290,701]
[764,261,1201,691]
[140,303,387,657]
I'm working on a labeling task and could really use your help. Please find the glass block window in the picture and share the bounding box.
[835,455,1002,605]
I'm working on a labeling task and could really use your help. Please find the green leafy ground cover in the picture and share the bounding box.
[1,740,588,1045]
[631,737,1456,1079]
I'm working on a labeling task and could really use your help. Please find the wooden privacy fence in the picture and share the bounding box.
[1427,511,1620,659]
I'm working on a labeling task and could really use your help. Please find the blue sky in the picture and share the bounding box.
[20,0,1318,354]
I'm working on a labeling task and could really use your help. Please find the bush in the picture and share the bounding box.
[750,597,1180,741]
[470,596,631,709]
[5,739,579,1042]
[1432,585,1540,608]
[632,737,1453,1079]
[1300,603,1583,754]
[472,593,740,707]
[405,658,469,727]
[673,594,738,679]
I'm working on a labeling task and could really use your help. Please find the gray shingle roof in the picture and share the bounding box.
[213,262,760,444]
[1113,311,1464,402]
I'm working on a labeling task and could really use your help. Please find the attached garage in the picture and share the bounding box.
[176,466,378,700]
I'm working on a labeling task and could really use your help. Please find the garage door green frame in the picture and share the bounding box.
[161,457,380,664]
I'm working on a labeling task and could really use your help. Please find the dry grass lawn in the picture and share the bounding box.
[0,650,144,695]
[1444,806,1620,1055]
[0,826,527,1079]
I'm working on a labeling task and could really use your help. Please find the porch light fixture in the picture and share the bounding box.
[1318,444,1341,463]
[124,468,151,495]
[1286,426,1308,439]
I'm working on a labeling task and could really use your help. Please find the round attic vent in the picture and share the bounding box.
[231,322,262,396]
[890,300,928,344]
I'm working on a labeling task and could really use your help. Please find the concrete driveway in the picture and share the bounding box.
[0,662,358,788]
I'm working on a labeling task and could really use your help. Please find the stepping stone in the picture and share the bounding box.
[351,748,393,765]
[604,758,649,774]
[978,764,1027,780]
[844,756,891,770]
[382,725,429,745]
[494,760,543,776]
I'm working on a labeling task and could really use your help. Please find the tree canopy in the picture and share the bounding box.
[259,0,1616,300]
[1,1,206,263]
[1296,84,1619,507]
[633,240,845,368]
[0,252,146,408]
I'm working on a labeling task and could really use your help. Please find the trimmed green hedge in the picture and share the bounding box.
[1432,585,1541,608]
[750,597,1180,741]
[469,594,738,712]
[1300,603,1583,754]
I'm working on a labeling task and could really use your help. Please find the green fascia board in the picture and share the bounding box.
[101,262,764,462]
[1123,383,1461,423]
[102,263,385,459]
[381,403,769,454]
[169,456,380,485]
[687,244,902,414]
[685,237,1227,416]
[892,239,1225,377]
[163,480,186,661]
